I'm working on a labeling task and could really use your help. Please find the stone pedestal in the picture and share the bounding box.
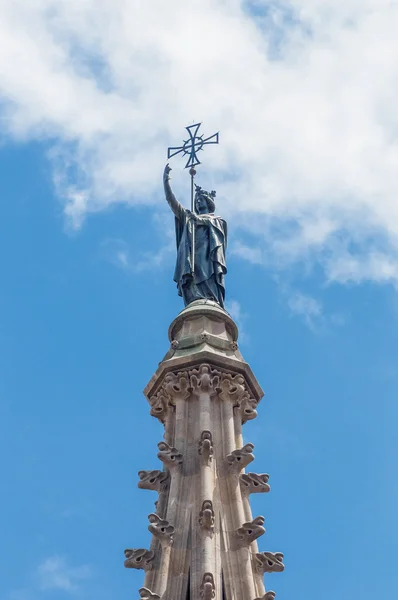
[125,300,284,599]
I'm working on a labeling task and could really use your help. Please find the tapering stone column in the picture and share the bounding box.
[125,300,284,599]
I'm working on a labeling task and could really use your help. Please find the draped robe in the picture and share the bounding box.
[165,185,227,308]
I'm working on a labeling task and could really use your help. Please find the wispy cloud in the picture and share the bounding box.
[287,291,324,332]
[1,2,398,287]
[226,299,249,343]
[230,241,264,265]
[100,237,174,273]
[37,556,91,593]
[283,287,347,332]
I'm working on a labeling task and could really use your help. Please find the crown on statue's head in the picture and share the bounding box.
[194,184,217,213]
[194,184,217,198]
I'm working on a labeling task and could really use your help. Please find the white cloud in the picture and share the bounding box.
[37,556,90,593]
[287,290,324,331]
[1,1,398,284]
[226,299,249,342]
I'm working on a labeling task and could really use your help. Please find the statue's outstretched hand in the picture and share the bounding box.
[164,163,172,181]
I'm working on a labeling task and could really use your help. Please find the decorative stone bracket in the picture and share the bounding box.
[198,430,214,462]
[236,516,265,545]
[199,500,215,533]
[148,513,174,545]
[255,552,285,574]
[219,372,247,404]
[149,390,169,423]
[200,573,216,600]
[138,470,169,492]
[189,364,220,397]
[254,593,276,600]
[164,371,191,404]
[139,588,161,600]
[226,443,255,471]
[124,548,154,571]
[240,472,270,495]
[234,392,258,424]
[157,442,183,469]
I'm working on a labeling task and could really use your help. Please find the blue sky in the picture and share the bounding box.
[1,1,398,599]
[2,141,398,600]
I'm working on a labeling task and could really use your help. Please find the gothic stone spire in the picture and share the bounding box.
[125,300,284,599]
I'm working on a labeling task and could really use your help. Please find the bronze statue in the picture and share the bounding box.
[163,164,227,308]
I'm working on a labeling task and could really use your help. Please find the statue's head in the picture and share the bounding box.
[194,185,216,214]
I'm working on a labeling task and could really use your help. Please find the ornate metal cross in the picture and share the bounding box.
[167,123,219,169]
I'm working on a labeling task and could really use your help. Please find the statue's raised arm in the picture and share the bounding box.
[163,163,227,309]
[163,164,185,222]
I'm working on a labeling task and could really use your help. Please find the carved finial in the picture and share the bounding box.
[157,442,183,469]
[255,552,285,574]
[219,372,247,404]
[139,588,161,600]
[199,430,214,462]
[189,364,220,397]
[138,470,169,492]
[124,549,154,571]
[255,593,276,600]
[240,473,270,495]
[148,513,174,545]
[149,390,169,423]
[200,572,216,600]
[164,371,190,404]
[199,500,215,533]
[234,392,258,424]
[236,516,265,545]
[226,443,255,471]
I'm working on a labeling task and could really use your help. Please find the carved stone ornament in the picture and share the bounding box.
[189,364,220,397]
[139,588,161,600]
[149,390,169,423]
[254,593,276,600]
[234,392,258,424]
[138,470,169,492]
[199,500,215,532]
[148,513,175,544]
[124,548,154,571]
[198,430,214,462]
[236,516,265,544]
[164,371,190,404]
[255,552,285,574]
[240,472,270,495]
[219,372,247,404]
[200,572,216,600]
[157,442,183,469]
[226,443,255,471]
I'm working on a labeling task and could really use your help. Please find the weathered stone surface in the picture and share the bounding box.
[126,303,284,599]
[144,301,264,403]
[149,389,169,423]
[198,430,213,462]
[189,364,220,397]
[148,513,174,544]
[226,443,255,471]
[200,572,216,599]
[157,441,183,469]
[240,472,270,495]
[199,500,215,533]
[255,552,285,574]
[138,470,169,492]
[124,548,154,571]
[236,516,265,545]
[139,588,160,600]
